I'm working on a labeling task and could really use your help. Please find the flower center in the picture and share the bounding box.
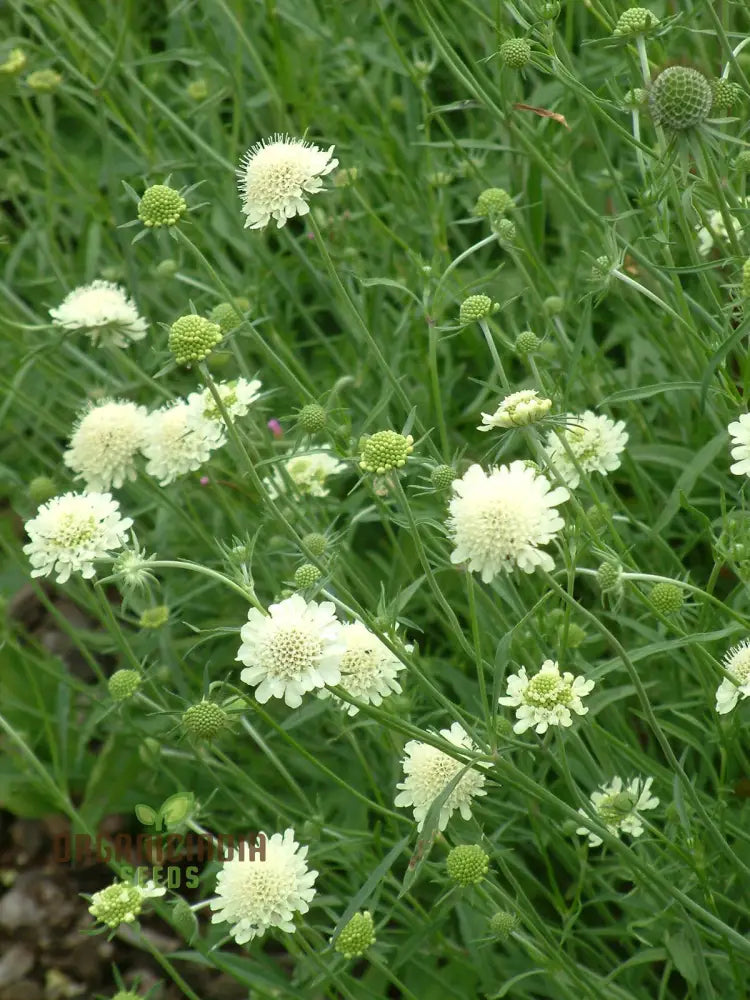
[262,626,322,680]
[597,791,637,826]
[728,650,750,683]
[525,672,572,709]
[340,647,379,684]
[237,859,295,909]
[51,511,98,548]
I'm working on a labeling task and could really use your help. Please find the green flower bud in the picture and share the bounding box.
[493,217,516,243]
[297,403,327,434]
[499,38,531,69]
[0,48,26,74]
[597,561,622,593]
[182,700,229,741]
[446,844,489,886]
[334,911,376,959]
[139,605,169,629]
[496,716,514,739]
[515,330,541,354]
[489,909,520,939]
[209,300,248,332]
[28,475,57,506]
[613,7,658,36]
[649,67,712,131]
[302,532,327,557]
[474,188,512,218]
[168,314,222,366]
[156,258,179,278]
[540,2,561,19]
[649,582,684,615]
[623,88,648,109]
[88,882,145,929]
[186,78,208,101]
[27,69,62,92]
[710,79,744,111]
[558,622,586,648]
[543,295,564,316]
[431,464,457,489]
[459,294,497,325]
[138,184,187,228]
[333,166,359,188]
[360,430,414,474]
[108,669,142,702]
[734,150,750,173]
[294,563,322,589]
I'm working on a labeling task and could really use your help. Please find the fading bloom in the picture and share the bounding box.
[478,389,551,431]
[142,400,223,486]
[237,594,344,708]
[576,776,659,847]
[696,208,743,257]
[265,449,346,499]
[394,722,489,831]
[499,659,594,734]
[319,621,408,715]
[210,830,317,944]
[237,134,338,230]
[49,280,147,348]
[544,411,628,488]
[23,491,133,584]
[716,640,750,714]
[63,399,148,490]
[187,377,262,430]
[728,414,750,477]
[447,462,569,581]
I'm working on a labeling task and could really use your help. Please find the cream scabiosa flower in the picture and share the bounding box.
[319,621,407,715]
[696,208,743,257]
[499,659,594,734]
[576,776,659,847]
[187,377,262,428]
[210,829,317,944]
[728,414,750,476]
[237,134,338,230]
[394,722,488,831]
[64,399,148,491]
[237,594,344,708]
[265,449,346,499]
[478,389,551,430]
[716,640,750,714]
[447,462,569,581]
[544,411,628,488]
[142,400,223,486]
[23,491,132,584]
[49,280,147,347]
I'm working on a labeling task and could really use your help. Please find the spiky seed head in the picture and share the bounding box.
[138,184,187,227]
[613,7,659,36]
[459,294,497,325]
[446,845,490,886]
[334,911,376,959]
[302,532,327,556]
[490,910,520,939]
[474,188,512,217]
[597,561,622,592]
[431,464,457,489]
[28,475,57,506]
[515,330,541,354]
[108,669,142,702]
[499,38,531,69]
[298,403,327,434]
[649,67,713,130]
[711,79,744,112]
[182,700,229,740]
[591,256,613,281]
[294,563,322,589]
[649,582,684,615]
[168,314,222,365]
[360,430,414,474]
